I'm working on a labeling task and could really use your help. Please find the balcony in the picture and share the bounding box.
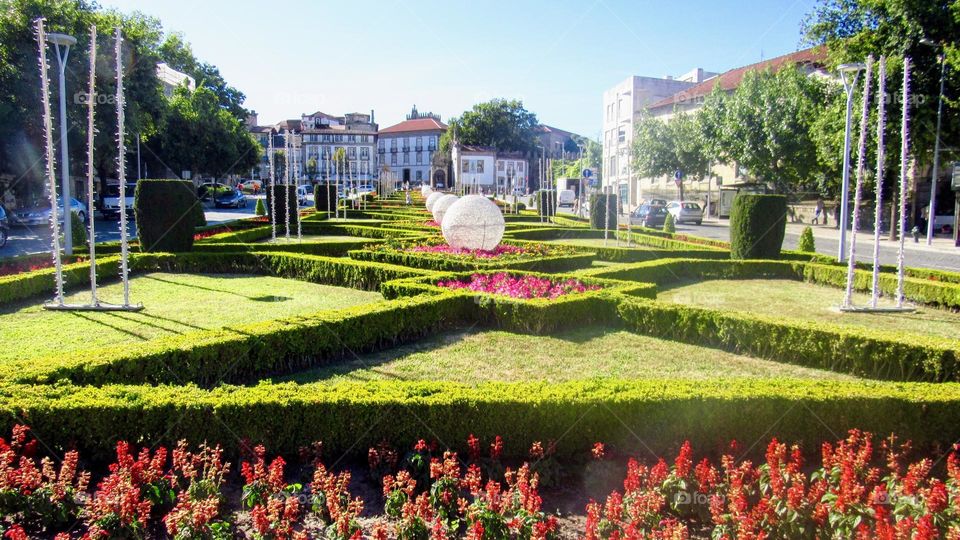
[390,148,397,153]
[415,145,423,151]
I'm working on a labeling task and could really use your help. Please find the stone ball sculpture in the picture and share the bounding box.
[432,194,459,225]
[425,191,444,212]
[441,195,505,251]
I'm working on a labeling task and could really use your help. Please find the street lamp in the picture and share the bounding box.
[47,32,77,255]
[837,62,865,262]
[921,38,947,245]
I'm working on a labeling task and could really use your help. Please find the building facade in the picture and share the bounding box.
[601,69,716,208]
[300,111,378,183]
[377,106,447,186]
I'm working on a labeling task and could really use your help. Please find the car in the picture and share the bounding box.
[647,198,668,207]
[239,180,263,194]
[666,200,704,225]
[197,182,231,202]
[295,185,312,206]
[213,188,247,208]
[356,184,376,195]
[629,204,669,229]
[101,182,137,219]
[0,204,8,248]
[558,189,576,207]
[11,197,86,227]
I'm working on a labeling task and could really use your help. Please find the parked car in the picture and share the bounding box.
[239,180,263,194]
[295,185,313,206]
[356,184,376,195]
[647,198,668,207]
[630,204,669,229]
[558,189,576,207]
[214,188,247,209]
[101,182,137,219]
[666,201,704,225]
[0,204,8,248]
[12,197,86,227]
[198,182,231,202]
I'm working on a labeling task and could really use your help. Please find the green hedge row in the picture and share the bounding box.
[198,225,274,244]
[5,378,960,460]
[347,248,597,273]
[194,239,379,257]
[617,297,960,382]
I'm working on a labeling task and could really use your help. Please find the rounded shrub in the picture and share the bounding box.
[590,194,618,230]
[729,194,787,259]
[798,226,816,253]
[134,179,198,252]
[266,184,298,235]
[69,211,88,248]
[663,212,676,233]
[313,183,338,213]
[254,198,266,216]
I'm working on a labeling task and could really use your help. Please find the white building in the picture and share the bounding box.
[377,106,447,186]
[156,62,195,97]
[300,111,378,183]
[601,69,717,208]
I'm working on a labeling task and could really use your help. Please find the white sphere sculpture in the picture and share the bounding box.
[441,195,505,251]
[421,184,432,197]
[432,194,459,225]
[425,191,444,212]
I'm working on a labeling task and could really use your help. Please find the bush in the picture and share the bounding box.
[134,180,198,252]
[254,198,266,216]
[313,183,338,213]
[729,194,787,259]
[68,210,87,249]
[535,190,556,218]
[266,184,298,235]
[589,194,618,230]
[662,212,676,233]
[798,225,815,252]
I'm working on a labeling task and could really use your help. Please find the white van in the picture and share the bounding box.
[558,189,576,207]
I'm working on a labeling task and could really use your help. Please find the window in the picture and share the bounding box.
[360,147,369,159]
[348,147,356,159]
[519,162,525,172]
[462,160,470,173]
[416,152,422,164]
[416,136,422,149]
[334,134,343,142]
[416,170,422,181]
[497,161,505,171]
[476,160,484,173]
[403,152,409,164]
[391,154,397,165]
[348,135,356,142]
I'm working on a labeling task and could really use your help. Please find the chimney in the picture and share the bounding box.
[370,109,375,123]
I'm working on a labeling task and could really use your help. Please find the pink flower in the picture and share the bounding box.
[437,273,601,299]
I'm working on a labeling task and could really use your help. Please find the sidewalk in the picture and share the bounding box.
[783,221,958,256]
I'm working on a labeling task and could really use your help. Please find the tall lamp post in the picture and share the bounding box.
[922,38,947,245]
[47,32,77,255]
[837,62,866,262]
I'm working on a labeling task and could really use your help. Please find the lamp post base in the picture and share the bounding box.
[43,302,144,312]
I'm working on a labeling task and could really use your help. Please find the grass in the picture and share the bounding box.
[256,235,369,244]
[280,326,857,384]
[658,278,960,339]
[0,273,381,365]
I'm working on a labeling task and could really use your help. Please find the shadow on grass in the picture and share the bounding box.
[138,274,262,300]
[68,312,149,340]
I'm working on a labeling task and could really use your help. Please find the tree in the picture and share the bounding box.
[631,111,712,197]
[439,99,540,154]
[704,65,826,193]
[158,33,249,121]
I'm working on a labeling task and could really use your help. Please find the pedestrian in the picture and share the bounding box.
[405,190,412,206]
[813,197,824,225]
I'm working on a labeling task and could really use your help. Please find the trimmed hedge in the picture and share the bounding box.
[266,184,298,234]
[313,182,338,213]
[348,248,597,273]
[5,378,960,460]
[618,297,960,382]
[590,193,618,230]
[535,189,557,218]
[730,194,787,259]
[134,180,199,252]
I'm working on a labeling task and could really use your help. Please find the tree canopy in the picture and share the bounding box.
[439,99,540,154]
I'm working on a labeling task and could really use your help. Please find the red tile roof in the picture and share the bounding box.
[379,117,447,134]
[649,46,827,110]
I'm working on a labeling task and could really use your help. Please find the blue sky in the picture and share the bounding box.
[99,0,816,138]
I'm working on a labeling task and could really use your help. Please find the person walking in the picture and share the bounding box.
[813,197,824,225]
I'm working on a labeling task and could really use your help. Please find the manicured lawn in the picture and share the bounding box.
[0,273,381,364]
[256,235,369,244]
[542,238,622,247]
[281,326,857,384]
[658,278,960,339]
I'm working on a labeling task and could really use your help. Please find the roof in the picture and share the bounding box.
[274,119,302,132]
[379,117,448,134]
[458,144,496,154]
[648,46,827,110]
[249,125,273,133]
[536,124,575,137]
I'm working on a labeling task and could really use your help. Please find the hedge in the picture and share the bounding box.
[535,189,557,218]
[730,194,787,259]
[266,184,299,234]
[313,182,338,213]
[134,180,199,252]
[194,239,380,257]
[590,193,618,230]
[617,297,960,382]
[4,378,960,460]
[347,248,597,273]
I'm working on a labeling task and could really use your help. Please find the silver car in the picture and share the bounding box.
[666,201,703,225]
[12,197,86,227]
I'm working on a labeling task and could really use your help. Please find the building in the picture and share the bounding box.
[601,69,717,207]
[377,106,447,186]
[300,111,378,183]
[450,143,531,195]
[156,63,195,97]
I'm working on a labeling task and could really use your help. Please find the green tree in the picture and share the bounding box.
[631,111,712,188]
[439,98,540,154]
[158,32,249,120]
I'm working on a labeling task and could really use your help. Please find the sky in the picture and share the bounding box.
[98,0,816,138]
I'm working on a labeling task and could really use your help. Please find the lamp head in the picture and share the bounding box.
[46,33,77,47]
[838,62,866,74]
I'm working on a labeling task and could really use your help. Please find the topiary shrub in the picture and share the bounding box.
[313,183,338,213]
[729,194,787,259]
[254,198,266,216]
[266,184,298,235]
[798,226,815,253]
[535,190,557,218]
[191,201,206,227]
[134,179,198,252]
[590,194,618,230]
[69,210,88,249]
[663,212,676,233]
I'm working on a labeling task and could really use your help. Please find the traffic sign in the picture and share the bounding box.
[674,170,683,187]
[582,168,593,178]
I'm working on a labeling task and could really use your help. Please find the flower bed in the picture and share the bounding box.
[438,272,600,299]
[405,243,550,259]
[4,425,960,539]
[349,241,595,273]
